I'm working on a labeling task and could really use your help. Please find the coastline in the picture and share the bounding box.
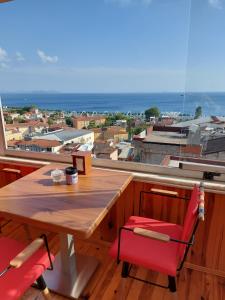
[1,92,225,116]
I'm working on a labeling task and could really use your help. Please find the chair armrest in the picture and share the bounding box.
[10,238,44,268]
[2,168,21,174]
[150,188,179,197]
[133,227,170,242]
[133,228,193,246]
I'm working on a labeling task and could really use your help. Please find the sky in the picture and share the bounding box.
[0,0,225,92]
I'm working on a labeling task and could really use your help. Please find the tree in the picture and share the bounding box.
[129,125,147,136]
[47,118,54,126]
[145,107,160,121]
[114,113,127,120]
[195,106,202,119]
[65,117,73,127]
[4,116,13,124]
[88,120,96,129]
[17,117,26,123]
[133,127,144,135]
[104,113,128,127]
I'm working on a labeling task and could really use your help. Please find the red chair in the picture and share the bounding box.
[0,234,54,300]
[110,183,205,294]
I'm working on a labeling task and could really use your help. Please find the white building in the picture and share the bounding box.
[34,129,94,145]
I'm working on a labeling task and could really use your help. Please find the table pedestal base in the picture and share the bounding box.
[44,253,99,299]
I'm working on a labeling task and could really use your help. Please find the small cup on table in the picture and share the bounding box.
[65,167,78,185]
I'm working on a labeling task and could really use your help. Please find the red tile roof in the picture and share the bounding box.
[73,115,106,121]
[16,139,61,148]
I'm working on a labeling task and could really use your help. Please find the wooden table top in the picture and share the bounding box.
[0,163,132,238]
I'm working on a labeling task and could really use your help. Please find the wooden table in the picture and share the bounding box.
[0,163,133,299]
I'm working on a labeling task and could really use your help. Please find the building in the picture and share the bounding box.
[15,139,62,153]
[93,126,128,142]
[132,126,202,165]
[201,135,225,160]
[59,141,94,154]
[118,147,134,161]
[5,121,49,140]
[93,141,118,160]
[172,116,225,161]
[5,112,20,120]
[173,116,225,129]
[24,108,43,121]
[4,122,43,142]
[5,126,25,142]
[34,128,94,145]
[116,142,134,161]
[73,115,106,129]
[115,119,127,128]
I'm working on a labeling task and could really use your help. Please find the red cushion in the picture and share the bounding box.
[109,216,183,276]
[0,237,54,300]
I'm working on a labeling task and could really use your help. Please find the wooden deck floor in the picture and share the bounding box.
[2,221,225,300]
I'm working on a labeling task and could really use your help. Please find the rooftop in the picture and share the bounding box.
[144,131,187,145]
[5,121,47,130]
[73,115,106,121]
[93,126,127,134]
[35,129,93,142]
[173,116,225,128]
[202,135,225,154]
[16,139,61,148]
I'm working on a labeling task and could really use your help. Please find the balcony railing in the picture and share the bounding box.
[0,157,224,299]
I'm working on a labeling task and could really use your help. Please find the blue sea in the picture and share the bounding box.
[1,92,225,116]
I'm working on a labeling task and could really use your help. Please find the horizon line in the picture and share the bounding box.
[1,91,225,94]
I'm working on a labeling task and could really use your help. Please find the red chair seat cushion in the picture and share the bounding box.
[109,216,183,276]
[0,237,54,300]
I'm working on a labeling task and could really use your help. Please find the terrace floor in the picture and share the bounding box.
[2,221,225,300]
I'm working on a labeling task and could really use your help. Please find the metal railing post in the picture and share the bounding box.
[0,97,7,156]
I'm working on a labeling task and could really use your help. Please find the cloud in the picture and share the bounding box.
[37,49,58,64]
[0,62,9,69]
[16,51,25,62]
[208,0,223,9]
[0,47,10,69]
[105,0,152,7]
[0,47,9,63]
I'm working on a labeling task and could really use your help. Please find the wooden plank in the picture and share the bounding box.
[99,181,134,242]
[0,161,39,188]
[150,188,179,197]
[2,168,21,174]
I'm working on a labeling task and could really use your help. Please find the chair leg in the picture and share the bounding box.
[121,262,130,278]
[36,276,51,300]
[168,276,176,293]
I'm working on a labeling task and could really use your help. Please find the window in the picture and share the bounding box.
[1,0,225,178]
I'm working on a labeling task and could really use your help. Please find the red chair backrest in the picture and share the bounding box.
[178,185,200,259]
